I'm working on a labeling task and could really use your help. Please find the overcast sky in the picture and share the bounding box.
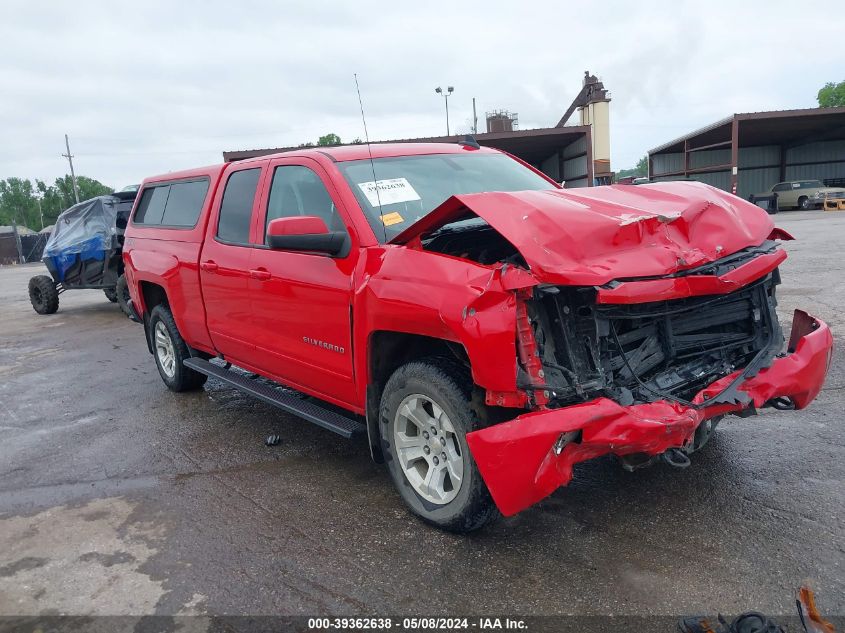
[2,0,842,188]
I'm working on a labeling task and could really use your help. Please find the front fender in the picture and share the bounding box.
[354,247,532,398]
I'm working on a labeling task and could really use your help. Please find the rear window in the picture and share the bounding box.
[133,178,209,227]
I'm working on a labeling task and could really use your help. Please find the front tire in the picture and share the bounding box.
[798,196,811,210]
[28,275,59,314]
[149,305,207,392]
[380,358,497,533]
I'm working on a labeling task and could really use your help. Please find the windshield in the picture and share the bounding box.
[337,152,557,241]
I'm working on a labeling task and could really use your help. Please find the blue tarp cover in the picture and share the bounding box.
[43,196,118,281]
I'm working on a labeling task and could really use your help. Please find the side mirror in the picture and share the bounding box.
[266,216,349,257]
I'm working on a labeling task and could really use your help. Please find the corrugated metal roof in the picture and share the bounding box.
[649,116,733,155]
[649,106,845,155]
[223,125,592,164]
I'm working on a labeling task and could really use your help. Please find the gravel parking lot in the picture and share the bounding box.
[0,210,843,622]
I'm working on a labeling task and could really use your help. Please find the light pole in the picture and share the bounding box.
[435,86,454,136]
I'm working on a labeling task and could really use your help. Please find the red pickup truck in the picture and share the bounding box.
[123,142,832,532]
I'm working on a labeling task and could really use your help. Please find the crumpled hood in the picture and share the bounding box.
[391,181,776,286]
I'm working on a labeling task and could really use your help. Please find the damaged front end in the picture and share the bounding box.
[525,248,784,412]
[466,266,833,517]
[467,303,831,516]
[392,183,833,516]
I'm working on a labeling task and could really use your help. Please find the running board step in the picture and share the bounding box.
[183,357,365,439]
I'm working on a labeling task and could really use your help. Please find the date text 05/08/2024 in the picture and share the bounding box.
[307,617,528,630]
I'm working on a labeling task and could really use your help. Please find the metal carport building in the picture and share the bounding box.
[648,107,845,198]
[223,125,597,188]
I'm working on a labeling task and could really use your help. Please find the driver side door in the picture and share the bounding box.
[247,157,359,407]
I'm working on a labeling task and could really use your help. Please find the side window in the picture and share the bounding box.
[217,168,261,244]
[772,183,788,192]
[161,180,208,227]
[134,185,170,224]
[133,179,209,227]
[265,166,344,243]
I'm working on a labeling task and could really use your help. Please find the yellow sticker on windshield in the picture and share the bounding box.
[380,212,404,226]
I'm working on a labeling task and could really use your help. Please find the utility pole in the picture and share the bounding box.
[435,86,454,136]
[472,97,478,135]
[36,197,43,231]
[62,134,80,204]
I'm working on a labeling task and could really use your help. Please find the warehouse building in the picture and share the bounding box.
[224,126,597,188]
[224,72,613,188]
[648,107,845,198]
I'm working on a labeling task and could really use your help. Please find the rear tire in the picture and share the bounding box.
[104,287,118,302]
[115,275,131,317]
[28,275,59,314]
[149,305,207,392]
[380,358,497,533]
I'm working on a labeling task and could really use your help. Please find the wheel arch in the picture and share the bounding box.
[139,281,170,354]
[139,280,169,313]
[365,331,469,463]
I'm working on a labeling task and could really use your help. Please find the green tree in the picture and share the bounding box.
[51,175,113,212]
[0,178,39,229]
[817,80,845,108]
[317,133,342,146]
[0,175,113,229]
[36,179,63,224]
[616,156,648,180]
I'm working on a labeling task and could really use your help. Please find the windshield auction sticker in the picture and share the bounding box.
[380,212,404,226]
[358,178,421,207]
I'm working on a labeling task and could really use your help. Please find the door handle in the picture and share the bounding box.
[249,269,271,281]
[200,261,219,272]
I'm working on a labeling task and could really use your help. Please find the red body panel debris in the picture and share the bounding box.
[768,227,795,241]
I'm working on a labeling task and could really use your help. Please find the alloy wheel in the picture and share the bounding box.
[393,394,464,504]
[154,321,177,378]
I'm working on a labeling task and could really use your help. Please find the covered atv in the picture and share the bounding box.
[28,190,136,315]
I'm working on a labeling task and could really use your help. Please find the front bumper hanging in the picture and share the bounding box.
[466,310,833,517]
